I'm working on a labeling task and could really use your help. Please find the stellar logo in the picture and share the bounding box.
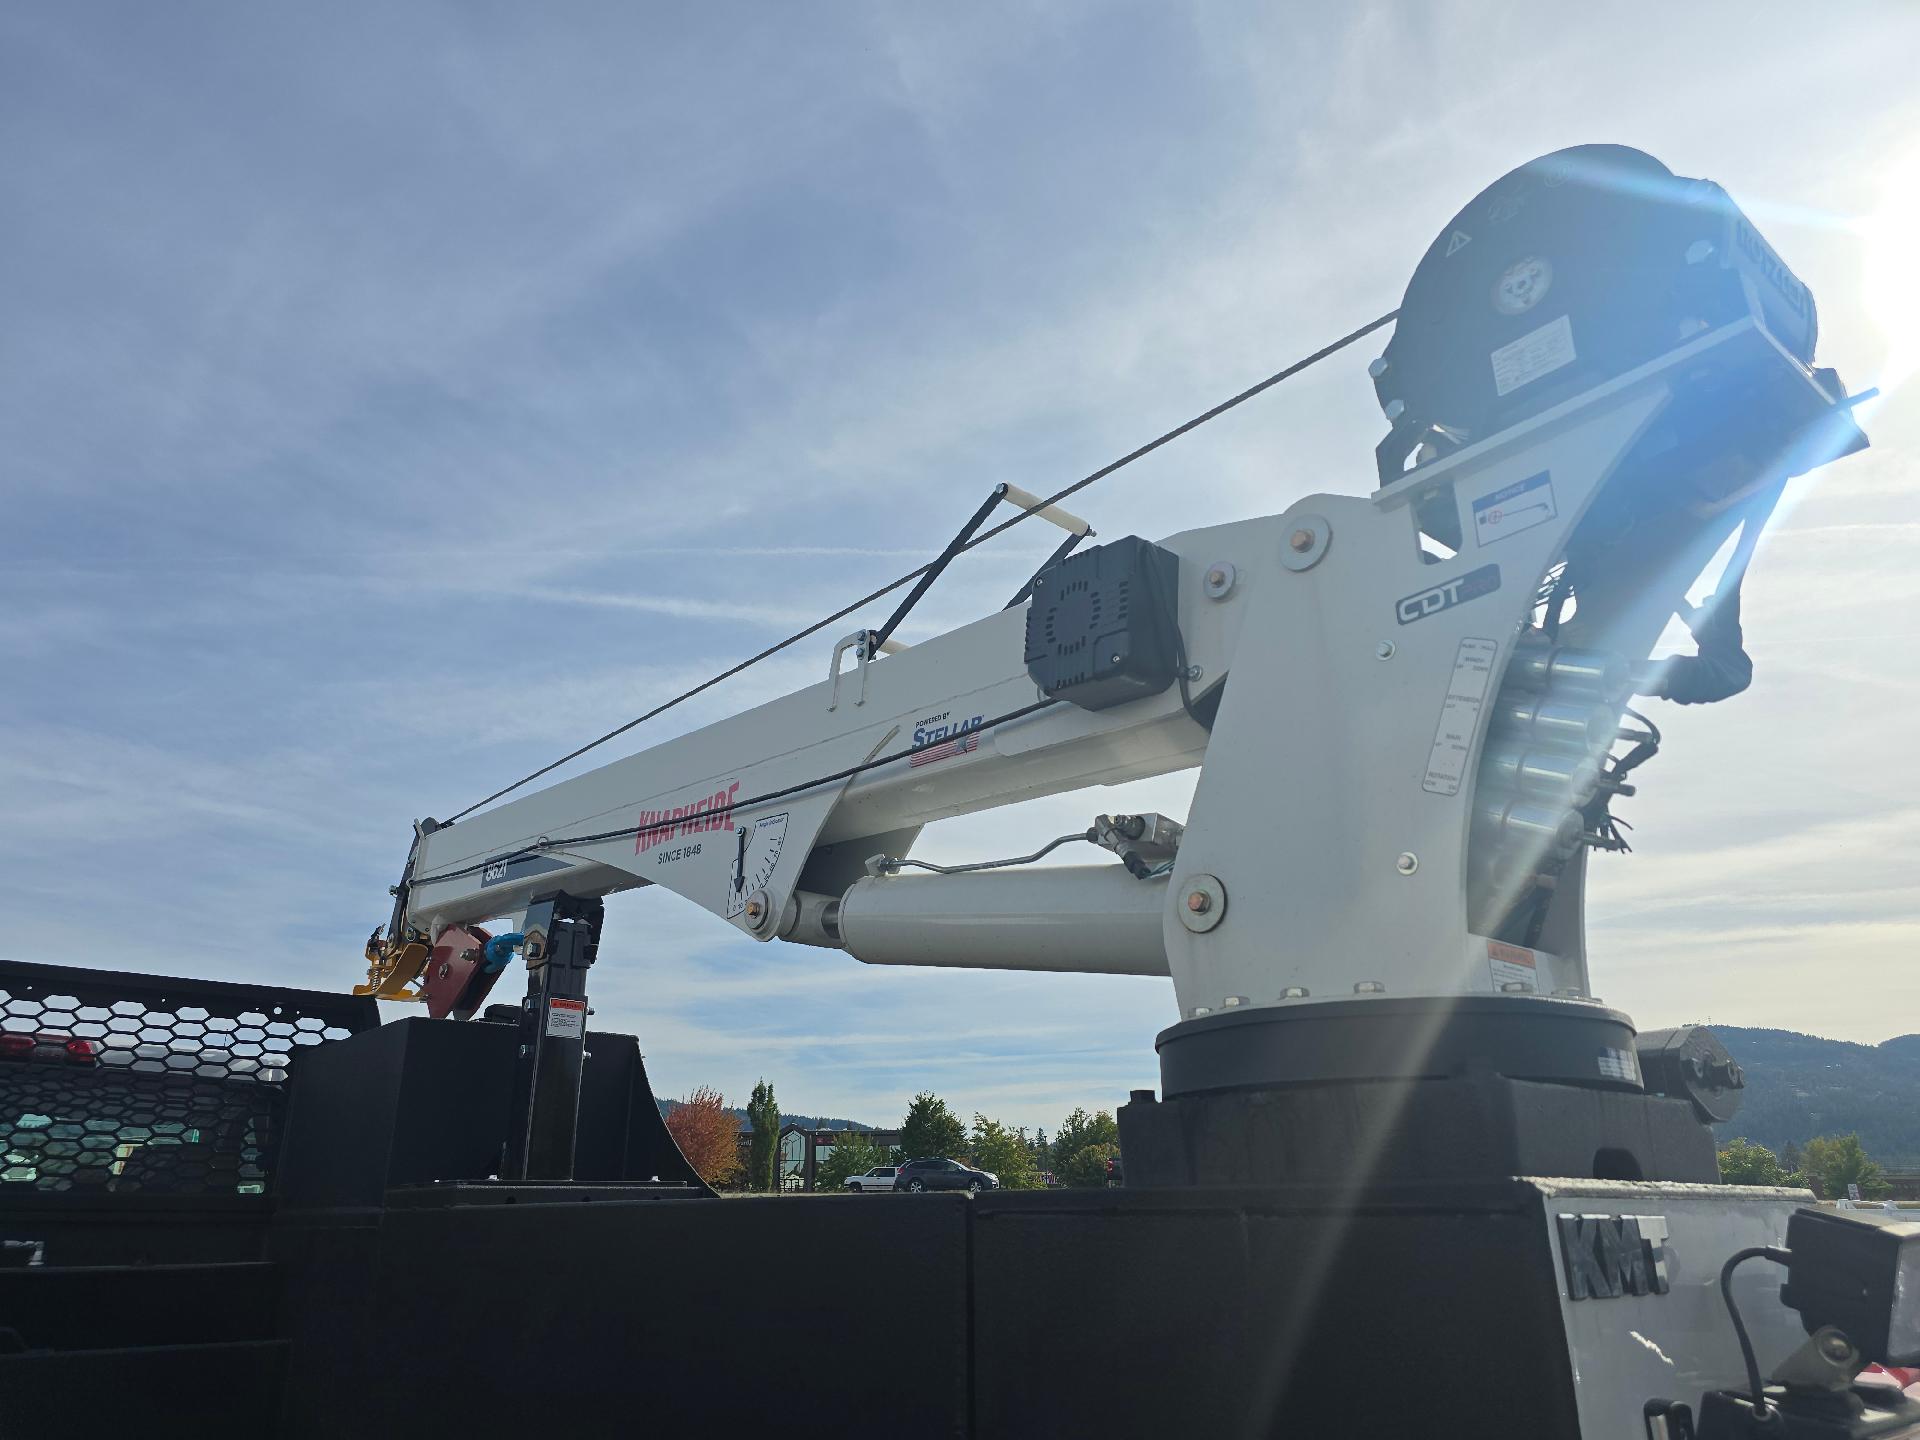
[909,710,987,769]
[1395,564,1501,625]
[912,710,985,747]
[1557,1213,1671,1300]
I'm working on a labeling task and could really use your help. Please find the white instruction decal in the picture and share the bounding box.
[1487,939,1538,993]
[1472,471,1557,546]
[1422,638,1499,796]
[545,996,586,1039]
[1491,313,1575,397]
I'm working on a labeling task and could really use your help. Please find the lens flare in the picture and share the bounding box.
[1862,143,1920,403]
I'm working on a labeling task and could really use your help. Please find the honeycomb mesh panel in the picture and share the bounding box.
[1,960,378,1198]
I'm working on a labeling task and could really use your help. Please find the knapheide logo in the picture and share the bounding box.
[635,780,741,855]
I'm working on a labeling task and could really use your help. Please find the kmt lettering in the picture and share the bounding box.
[1557,1214,1671,1300]
[635,781,741,855]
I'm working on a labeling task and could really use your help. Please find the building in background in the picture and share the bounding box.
[777,1124,903,1191]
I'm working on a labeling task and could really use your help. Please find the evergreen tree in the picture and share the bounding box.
[745,1078,780,1193]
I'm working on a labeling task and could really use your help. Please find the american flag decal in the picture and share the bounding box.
[910,730,981,768]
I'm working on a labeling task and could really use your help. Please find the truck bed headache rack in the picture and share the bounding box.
[0,960,378,1200]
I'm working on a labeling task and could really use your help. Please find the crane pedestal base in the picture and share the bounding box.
[1119,1071,1718,1186]
[1123,997,1718,1186]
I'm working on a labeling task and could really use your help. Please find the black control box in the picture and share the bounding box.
[1023,535,1180,711]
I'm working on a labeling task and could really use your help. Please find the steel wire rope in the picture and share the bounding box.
[436,308,1399,828]
[410,696,1060,889]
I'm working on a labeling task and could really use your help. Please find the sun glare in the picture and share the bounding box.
[1862,142,1920,402]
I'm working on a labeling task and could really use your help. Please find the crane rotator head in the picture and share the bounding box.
[1370,143,1822,483]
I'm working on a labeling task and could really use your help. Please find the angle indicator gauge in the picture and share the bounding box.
[727,812,789,919]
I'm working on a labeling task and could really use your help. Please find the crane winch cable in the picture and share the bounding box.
[409,694,1063,891]
[438,307,1399,827]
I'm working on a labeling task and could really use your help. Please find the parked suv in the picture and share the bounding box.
[844,1165,898,1193]
[895,1156,997,1193]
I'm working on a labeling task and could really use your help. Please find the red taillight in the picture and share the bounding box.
[64,1038,97,1063]
[0,1034,33,1059]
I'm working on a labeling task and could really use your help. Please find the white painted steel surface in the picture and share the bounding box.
[402,322,1853,1033]
[1531,1179,1814,1440]
[839,866,1169,975]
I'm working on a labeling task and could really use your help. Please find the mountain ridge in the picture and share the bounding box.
[653,1099,879,1134]
[1709,1026,1920,1166]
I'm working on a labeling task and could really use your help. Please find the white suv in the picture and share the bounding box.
[844,1165,899,1192]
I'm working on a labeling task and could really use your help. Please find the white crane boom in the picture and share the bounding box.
[360,145,1867,1052]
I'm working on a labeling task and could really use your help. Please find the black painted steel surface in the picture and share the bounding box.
[268,1181,1581,1438]
[275,1016,707,1207]
[1154,994,1643,1095]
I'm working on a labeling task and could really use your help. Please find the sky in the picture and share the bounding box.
[4,2,1917,1134]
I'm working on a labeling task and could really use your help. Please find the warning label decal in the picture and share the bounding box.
[545,997,586,1039]
[1487,939,1538,993]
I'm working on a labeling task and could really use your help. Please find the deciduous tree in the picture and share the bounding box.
[665,1085,742,1186]
[969,1114,1042,1190]
[816,1132,886,1191]
[1716,1137,1786,1186]
[1794,1133,1891,1200]
[1059,1141,1120,1189]
[901,1092,967,1160]
[1050,1107,1119,1178]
